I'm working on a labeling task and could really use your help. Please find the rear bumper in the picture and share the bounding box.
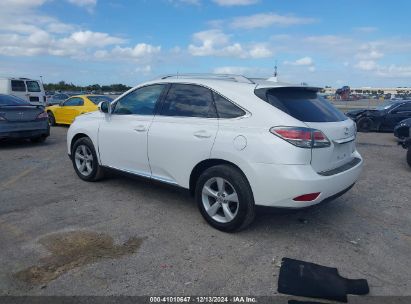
[0,121,49,139]
[249,151,363,208]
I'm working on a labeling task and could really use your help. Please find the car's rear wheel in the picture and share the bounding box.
[48,111,56,126]
[357,117,373,132]
[407,148,411,167]
[72,137,104,182]
[195,165,255,232]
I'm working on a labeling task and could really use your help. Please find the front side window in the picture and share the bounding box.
[394,103,411,113]
[213,92,246,118]
[160,84,216,118]
[64,97,84,106]
[26,81,41,92]
[11,80,26,92]
[113,84,165,115]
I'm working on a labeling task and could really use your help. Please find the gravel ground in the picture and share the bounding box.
[0,126,410,298]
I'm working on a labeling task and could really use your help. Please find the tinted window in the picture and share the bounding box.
[113,84,165,115]
[64,97,84,106]
[395,103,411,112]
[11,80,26,92]
[0,94,30,106]
[257,87,347,122]
[161,84,216,118]
[213,92,246,118]
[88,96,113,105]
[26,81,41,92]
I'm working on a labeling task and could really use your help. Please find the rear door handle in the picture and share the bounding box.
[193,130,211,139]
[134,125,147,132]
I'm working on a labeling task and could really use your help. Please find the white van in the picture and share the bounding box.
[0,77,46,106]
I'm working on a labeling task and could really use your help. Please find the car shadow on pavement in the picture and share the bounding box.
[100,167,352,234]
[0,138,56,150]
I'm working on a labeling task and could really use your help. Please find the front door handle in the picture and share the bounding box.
[193,130,211,139]
[134,125,147,132]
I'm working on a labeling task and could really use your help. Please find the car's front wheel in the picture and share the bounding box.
[357,117,373,132]
[71,137,104,182]
[407,147,411,167]
[195,165,255,232]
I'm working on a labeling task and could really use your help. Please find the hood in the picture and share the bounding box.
[346,109,367,116]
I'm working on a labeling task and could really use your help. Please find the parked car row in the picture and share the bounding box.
[0,92,113,142]
[0,77,46,106]
[3,74,408,231]
[346,100,411,168]
[0,94,49,142]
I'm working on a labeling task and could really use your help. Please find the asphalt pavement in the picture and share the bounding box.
[0,126,410,298]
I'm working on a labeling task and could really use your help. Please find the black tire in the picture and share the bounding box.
[407,148,411,168]
[48,111,56,126]
[71,137,104,182]
[357,118,373,132]
[195,164,255,232]
[30,135,47,143]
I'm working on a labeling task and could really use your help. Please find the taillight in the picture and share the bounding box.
[36,111,48,120]
[270,127,331,148]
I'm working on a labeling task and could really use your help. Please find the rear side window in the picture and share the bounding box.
[256,87,347,122]
[160,84,217,118]
[11,80,26,92]
[26,81,41,92]
[64,97,84,106]
[213,92,246,118]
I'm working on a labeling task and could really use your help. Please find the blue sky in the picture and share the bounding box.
[0,0,410,87]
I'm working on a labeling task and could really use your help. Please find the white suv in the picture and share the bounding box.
[67,74,363,231]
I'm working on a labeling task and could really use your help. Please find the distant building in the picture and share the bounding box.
[323,87,411,95]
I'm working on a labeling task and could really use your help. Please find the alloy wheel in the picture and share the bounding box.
[74,144,94,176]
[201,177,239,223]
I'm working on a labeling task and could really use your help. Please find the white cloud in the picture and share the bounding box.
[354,26,378,33]
[354,60,411,78]
[248,44,273,58]
[355,60,378,71]
[213,66,269,76]
[67,0,97,11]
[212,0,258,6]
[188,29,272,58]
[95,44,161,61]
[168,0,200,5]
[285,56,314,66]
[304,35,352,46]
[230,12,317,29]
[60,31,125,47]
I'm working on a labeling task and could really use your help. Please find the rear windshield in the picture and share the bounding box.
[256,87,347,122]
[0,94,30,106]
[88,96,113,105]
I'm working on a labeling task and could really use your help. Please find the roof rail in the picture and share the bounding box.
[158,73,255,84]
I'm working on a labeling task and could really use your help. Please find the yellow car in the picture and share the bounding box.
[46,95,113,125]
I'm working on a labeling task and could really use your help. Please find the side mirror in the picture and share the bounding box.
[98,101,110,114]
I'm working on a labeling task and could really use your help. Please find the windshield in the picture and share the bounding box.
[88,96,113,105]
[374,102,397,111]
[0,94,30,106]
[256,87,347,122]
